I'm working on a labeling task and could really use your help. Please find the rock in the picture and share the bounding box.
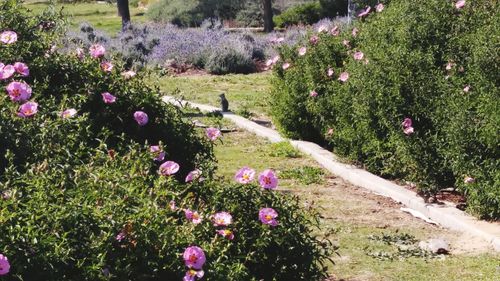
[419,238,450,254]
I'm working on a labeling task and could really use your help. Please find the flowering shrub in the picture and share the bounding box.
[270,0,499,219]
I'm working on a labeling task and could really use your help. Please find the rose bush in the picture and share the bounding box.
[270,0,499,219]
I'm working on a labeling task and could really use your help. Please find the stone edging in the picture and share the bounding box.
[162,96,500,252]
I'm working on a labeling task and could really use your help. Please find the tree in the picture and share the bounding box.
[117,0,131,30]
[262,0,274,32]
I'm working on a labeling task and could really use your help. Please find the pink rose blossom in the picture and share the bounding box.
[298,46,307,56]
[206,127,221,141]
[185,169,202,183]
[326,128,334,136]
[357,6,371,18]
[61,108,77,119]
[463,85,470,93]
[464,176,475,184]
[259,208,278,226]
[121,70,136,79]
[403,127,414,135]
[258,169,278,189]
[310,90,318,97]
[185,209,203,224]
[0,64,15,80]
[455,0,465,9]
[6,81,32,102]
[234,166,255,184]
[330,26,340,36]
[75,48,85,59]
[159,161,180,176]
[115,231,126,242]
[183,246,206,269]
[310,35,319,45]
[0,254,10,275]
[183,269,204,281]
[338,72,349,82]
[445,61,455,71]
[13,62,29,76]
[327,68,334,77]
[101,92,116,104]
[18,101,38,118]
[216,229,235,240]
[133,111,149,126]
[0,31,17,44]
[282,62,291,70]
[212,212,232,226]
[352,27,359,37]
[317,25,328,33]
[342,39,351,48]
[169,200,177,211]
[89,44,105,58]
[101,61,113,72]
[150,145,165,162]
[353,51,364,61]
[375,3,384,12]
[402,117,412,128]
[271,55,280,64]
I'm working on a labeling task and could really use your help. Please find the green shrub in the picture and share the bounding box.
[270,0,499,219]
[205,46,255,75]
[274,2,323,28]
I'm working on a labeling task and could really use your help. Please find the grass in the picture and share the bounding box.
[154,72,272,119]
[24,1,147,35]
[204,126,500,281]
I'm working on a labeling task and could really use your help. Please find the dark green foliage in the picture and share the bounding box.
[270,0,499,219]
[319,0,347,17]
[274,2,323,28]
[205,46,256,75]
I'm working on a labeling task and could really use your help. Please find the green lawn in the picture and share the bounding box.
[203,126,500,281]
[154,72,272,119]
[24,1,147,35]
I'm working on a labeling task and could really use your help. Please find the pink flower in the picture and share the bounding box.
[352,27,359,37]
[18,101,38,118]
[317,25,328,33]
[338,72,349,82]
[265,59,274,67]
[6,81,32,102]
[183,246,206,269]
[133,111,149,126]
[89,44,106,58]
[185,169,202,183]
[445,61,455,71]
[326,128,334,136]
[234,167,255,184]
[0,64,15,80]
[121,70,136,79]
[353,51,364,61]
[342,39,351,48]
[13,62,29,76]
[150,145,165,162]
[0,31,17,44]
[101,92,116,104]
[185,209,203,224]
[101,61,113,72]
[212,212,232,226]
[258,169,278,189]
[403,127,414,135]
[216,229,235,240]
[159,161,180,176]
[375,3,384,12]
[464,176,475,184]
[455,0,465,9]
[357,6,371,18]
[309,90,318,97]
[206,127,221,141]
[259,208,278,226]
[402,117,412,128]
[310,35,319,45]
[61,108,77,119]
[282,62,291,70]
[271,55,280,64]
[184,269,205,281]
[330,26,340,36]
[75,48,85,59]
[298,46,307,56]
[115,231,126,242]
[169,200,177,211]
[0,254,10,275]
[327,68,334,77]
[463,85,470,93]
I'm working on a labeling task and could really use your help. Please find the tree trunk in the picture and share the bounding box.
[262,0,274,32]
[117,0,131,30]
